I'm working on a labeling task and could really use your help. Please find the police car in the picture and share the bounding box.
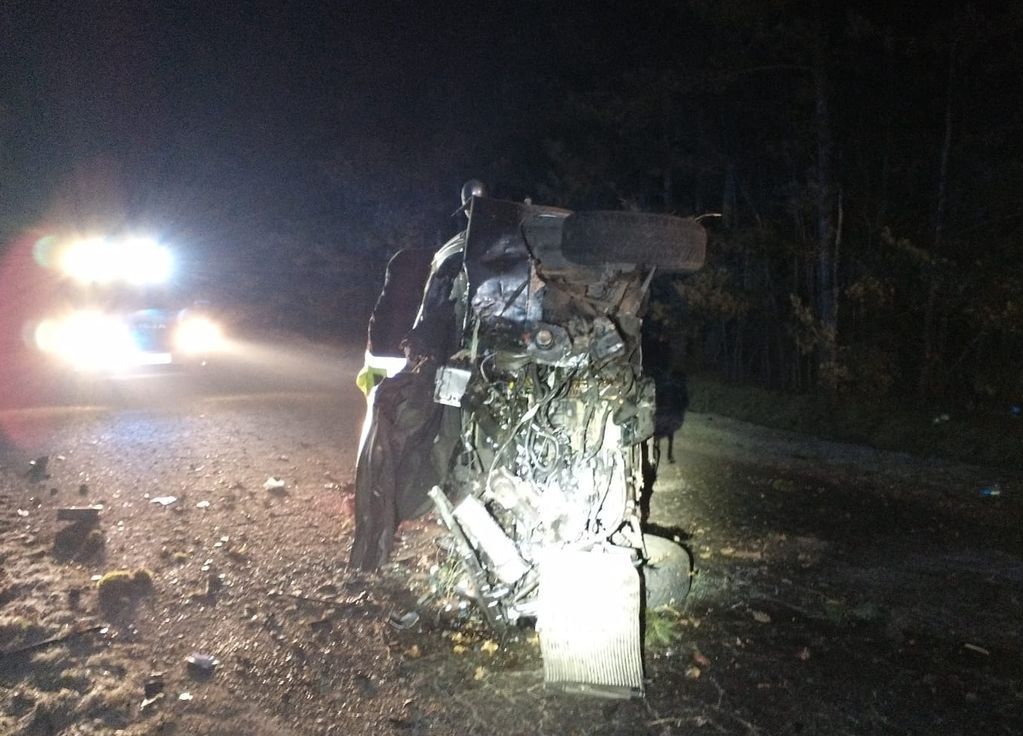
[31,234,225,374]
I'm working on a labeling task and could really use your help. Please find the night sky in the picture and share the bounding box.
[1,3,667,242]
[4,2,1015,236]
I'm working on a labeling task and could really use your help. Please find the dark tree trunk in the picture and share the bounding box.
[661,90,674,212]
[722,162,737,228]
[919,34,958,398]
[812,10,839,386]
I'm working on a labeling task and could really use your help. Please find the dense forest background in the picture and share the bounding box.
[2,1,1021,410]
[328,2,1023,410]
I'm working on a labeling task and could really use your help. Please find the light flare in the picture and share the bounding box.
[174,316,224,354]
[34,311,140,371]
[59,236,173,285]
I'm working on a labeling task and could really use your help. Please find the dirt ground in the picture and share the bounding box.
[0,358,1021,735]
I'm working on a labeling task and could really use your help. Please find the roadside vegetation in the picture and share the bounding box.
[689,373,1022,472]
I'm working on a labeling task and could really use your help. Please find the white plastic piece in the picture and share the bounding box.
[452,494,529,584]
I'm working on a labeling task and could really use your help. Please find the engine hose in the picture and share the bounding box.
[526,423,561,476]
[482,365,576,495]
[589,452,622,531]
[483,401,543,497]
[579,401,596,455]
[581,405,613,462]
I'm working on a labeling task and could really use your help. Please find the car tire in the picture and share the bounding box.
[642,534,692,609]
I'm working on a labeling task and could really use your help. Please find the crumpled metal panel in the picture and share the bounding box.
[464,197,537,328]
[537,547,644,698]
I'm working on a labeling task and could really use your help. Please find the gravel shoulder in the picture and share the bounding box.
[0,359,1020,735]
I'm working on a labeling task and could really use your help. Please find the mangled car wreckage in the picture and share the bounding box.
[351,184,706,697]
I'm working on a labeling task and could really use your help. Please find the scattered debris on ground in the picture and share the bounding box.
[1,392,1020,735]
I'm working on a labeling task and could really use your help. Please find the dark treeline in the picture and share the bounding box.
[327,2,1023,408]
[484,0,1023,409]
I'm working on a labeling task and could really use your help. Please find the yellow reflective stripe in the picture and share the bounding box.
[357,352,408,396]
[364,352,408,374]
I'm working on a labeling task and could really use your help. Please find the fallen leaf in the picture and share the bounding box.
[752,610,772,624]
[684,665,702,680]
[473,666,487,681]
[851,601,881,621]
[731,549,764,561]
[692,650,711,667]
[720,546,764,560]
[480,640,499,655]
[452,644,467,655]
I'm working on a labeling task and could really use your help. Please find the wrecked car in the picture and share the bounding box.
[352,184,706,697]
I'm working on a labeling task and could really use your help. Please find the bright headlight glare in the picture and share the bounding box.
[122,237,173,285]
[60,236,173,285]
[60,238,108,283]
[35,311,138,370]
[175,316,224,354]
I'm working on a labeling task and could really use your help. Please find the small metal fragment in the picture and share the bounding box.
[387,610,420,630]
[185,652,219,678]
[140,692,164,711]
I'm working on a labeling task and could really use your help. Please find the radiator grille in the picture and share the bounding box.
[537,547,644,698]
